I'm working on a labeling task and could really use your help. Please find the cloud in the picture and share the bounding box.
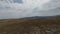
[42,0,60,10]
[32,0,60,16]
[0,0,60,19]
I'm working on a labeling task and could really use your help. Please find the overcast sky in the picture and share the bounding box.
[0,0,60,19]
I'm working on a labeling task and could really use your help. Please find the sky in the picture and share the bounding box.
[0,0,60,19]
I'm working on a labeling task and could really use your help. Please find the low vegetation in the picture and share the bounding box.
[0,17,60,34]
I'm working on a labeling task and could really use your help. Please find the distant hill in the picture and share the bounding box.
[19,15,60,20]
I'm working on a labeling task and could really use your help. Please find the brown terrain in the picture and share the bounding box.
[0,16,60,34]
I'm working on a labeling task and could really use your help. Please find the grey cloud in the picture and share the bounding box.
[42,0,60,10]
[0,0,60,19]
[13,0,23,3]
[32,6,60,16]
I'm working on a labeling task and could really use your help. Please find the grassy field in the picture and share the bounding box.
[0,17,60,34]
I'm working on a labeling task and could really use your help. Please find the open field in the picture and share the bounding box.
[0,17,60,34]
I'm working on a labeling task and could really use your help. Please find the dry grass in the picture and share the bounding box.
[0,17,60,34]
